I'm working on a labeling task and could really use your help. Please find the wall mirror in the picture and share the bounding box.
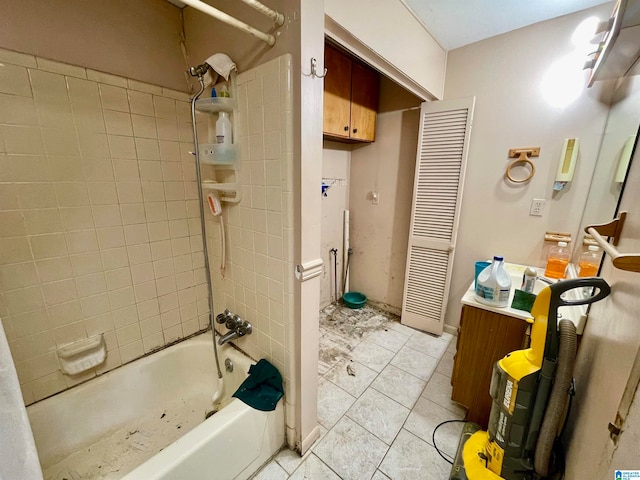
[575,76,640,259]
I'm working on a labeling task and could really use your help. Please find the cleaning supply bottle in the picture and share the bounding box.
[216,111,232,145]
[475,256,512,307]
[521,266,537,293]
[218,84,230,98]
[544,241,570,279]
[578,245,601,277]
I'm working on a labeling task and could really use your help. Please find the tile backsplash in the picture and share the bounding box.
[0,48,208,404]
[202,55,296,434]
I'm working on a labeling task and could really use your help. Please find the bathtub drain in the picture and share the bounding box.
[225,358,234,372]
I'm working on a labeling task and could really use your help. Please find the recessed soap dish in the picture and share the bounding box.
[56,334,107,375]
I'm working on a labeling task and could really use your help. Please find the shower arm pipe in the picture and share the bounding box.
[190,76,223,381]
[238,0,285,25]
[180,0,277,46]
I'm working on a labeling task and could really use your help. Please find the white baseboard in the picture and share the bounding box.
[300,425,321,455]
[443,324,458,336]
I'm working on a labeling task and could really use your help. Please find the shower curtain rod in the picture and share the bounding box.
[181,0,282,46]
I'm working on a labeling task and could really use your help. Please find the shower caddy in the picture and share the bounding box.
[195,76,242,204]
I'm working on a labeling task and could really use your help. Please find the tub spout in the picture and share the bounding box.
[218,320,252,345]
[218,330,239,345]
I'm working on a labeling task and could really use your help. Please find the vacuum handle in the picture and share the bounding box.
[549,277,611,307]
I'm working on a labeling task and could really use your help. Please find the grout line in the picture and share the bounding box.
[315,306,457,479]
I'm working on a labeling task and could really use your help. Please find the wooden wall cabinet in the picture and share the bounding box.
[451,305,529,428]
[323,43,379,143]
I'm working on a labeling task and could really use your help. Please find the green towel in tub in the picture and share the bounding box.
[233,359,284,411]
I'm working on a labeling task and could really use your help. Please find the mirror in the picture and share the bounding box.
[575,75,640,259]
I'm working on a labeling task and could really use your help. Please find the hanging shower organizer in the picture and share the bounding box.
[195,74,242,204]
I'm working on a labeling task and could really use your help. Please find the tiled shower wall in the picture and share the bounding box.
[203,55,295,426]
[0,48,210,404]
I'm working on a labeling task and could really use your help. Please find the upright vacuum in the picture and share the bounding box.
[450,277,611,479]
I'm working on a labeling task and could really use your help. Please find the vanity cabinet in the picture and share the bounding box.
[323,43,379,143]
[451,305,529,428]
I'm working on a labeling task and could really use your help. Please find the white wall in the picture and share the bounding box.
[183,0,298,74]
[563,135,640,477]
[320,143,350,307]
[324,0,446,100]
[0,0,187,91]
[348,78,421,312]
[443,5,614,329]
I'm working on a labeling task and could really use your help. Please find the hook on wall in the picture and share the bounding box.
[309,57,327,78]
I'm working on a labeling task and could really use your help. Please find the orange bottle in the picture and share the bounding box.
[578,246,601,277]
[544,241,570,279]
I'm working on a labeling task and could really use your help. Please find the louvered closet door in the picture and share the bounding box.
[401,97,475,335]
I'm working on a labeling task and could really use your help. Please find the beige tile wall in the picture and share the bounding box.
[0,48,210,405]
[203,55,295,415]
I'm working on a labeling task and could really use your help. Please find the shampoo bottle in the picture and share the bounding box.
[475,256,512,307]
[216,112,232,145]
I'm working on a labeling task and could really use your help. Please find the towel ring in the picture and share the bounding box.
[505,152,536,183]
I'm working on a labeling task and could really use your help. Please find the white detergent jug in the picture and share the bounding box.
[475,256,512,307]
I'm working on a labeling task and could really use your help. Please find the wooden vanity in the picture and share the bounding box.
[451,304,530,427]
[450,263,586,428]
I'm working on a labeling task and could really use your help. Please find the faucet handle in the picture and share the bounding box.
[237,321,252,337]
[225,314,243,330]
[217,309,234,324]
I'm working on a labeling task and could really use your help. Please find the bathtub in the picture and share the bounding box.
[27,332,285,480]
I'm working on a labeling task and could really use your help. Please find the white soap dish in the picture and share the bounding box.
[56,334,107,375]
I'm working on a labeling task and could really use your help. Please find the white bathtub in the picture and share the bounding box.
[27,332,284,480]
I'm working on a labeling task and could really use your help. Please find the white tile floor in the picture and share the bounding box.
[251,305,466,480]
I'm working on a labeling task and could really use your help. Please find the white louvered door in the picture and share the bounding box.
[401,97,475,335]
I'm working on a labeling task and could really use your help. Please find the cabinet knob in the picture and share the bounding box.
[352,128,358,134]
[344,126,349,131]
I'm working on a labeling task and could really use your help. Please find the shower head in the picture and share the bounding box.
[189,63,210,77]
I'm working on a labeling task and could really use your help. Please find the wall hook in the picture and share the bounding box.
[310,57,327,78]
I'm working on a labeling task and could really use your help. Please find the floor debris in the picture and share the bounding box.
[319,302,401,376]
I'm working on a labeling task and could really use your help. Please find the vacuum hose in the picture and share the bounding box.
[534,318,577,477]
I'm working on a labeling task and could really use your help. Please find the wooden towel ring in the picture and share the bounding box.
[505,151,536,183]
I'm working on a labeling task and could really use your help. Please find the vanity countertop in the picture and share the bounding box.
[461,262,588,334]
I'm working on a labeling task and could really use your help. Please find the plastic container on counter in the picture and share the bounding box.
[475,256,512,307]
[578,245,601,277]
[545,241,570,279]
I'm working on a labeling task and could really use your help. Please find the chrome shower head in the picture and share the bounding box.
[189,63,210,77]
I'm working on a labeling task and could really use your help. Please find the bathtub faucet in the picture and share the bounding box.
[216,310,253,345]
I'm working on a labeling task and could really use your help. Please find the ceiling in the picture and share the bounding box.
[403,0,613,50]
[166,0,614,51]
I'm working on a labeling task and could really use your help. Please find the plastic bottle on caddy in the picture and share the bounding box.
[216,112,232,145]
[578,245,601,277]
[544,241,570,279]
[475,256,512,307]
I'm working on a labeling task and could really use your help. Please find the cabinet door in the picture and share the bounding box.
[323,45,352,139]
[350,62,379,141]
[451,306,528,428]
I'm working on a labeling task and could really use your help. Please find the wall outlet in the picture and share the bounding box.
[530,198,546,216]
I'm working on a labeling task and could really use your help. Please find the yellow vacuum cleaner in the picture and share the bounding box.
[450,277,610,480]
